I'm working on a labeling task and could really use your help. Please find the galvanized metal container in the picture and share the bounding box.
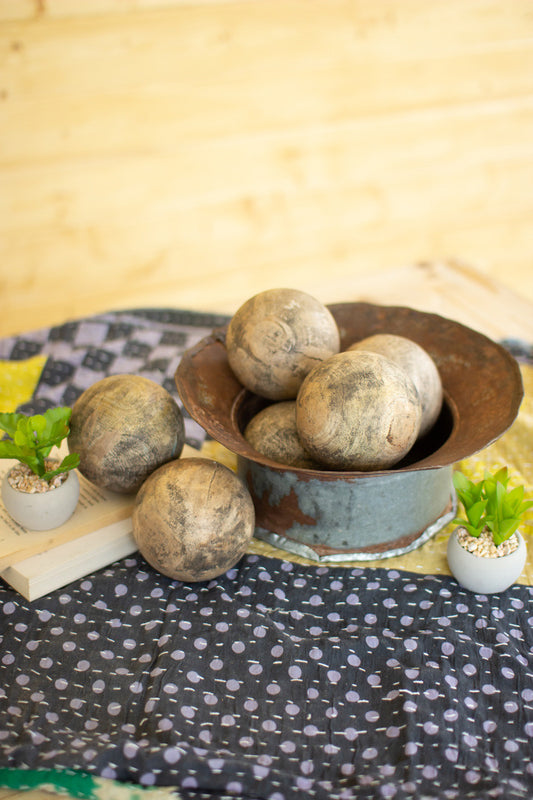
[176,303,523,561]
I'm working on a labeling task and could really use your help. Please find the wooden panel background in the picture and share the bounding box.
[1,0,533,338]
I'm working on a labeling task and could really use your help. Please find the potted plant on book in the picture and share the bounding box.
[447,467,532,594]
[0,407,80,531]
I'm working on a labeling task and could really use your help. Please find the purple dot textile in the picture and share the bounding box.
[1,311,533,800]
[1,554,533,800]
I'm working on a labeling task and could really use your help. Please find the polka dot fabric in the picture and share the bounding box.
[1,554,533,800]
[2,314,533,799]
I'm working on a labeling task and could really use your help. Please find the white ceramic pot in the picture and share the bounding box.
[447,528,527,594]
[1,468,80,531]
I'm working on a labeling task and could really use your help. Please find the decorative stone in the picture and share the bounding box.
[347,333,443,437]
[132,458,255,582]
[244,401,317,468]
[295,350,422,470]
[226,288,340,400]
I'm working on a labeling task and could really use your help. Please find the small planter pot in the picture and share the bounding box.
[2,466,80,531]
[447,528,527,594]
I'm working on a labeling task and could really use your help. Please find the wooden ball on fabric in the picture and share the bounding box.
[225,288,340,400]
[244,401,317,468]
[68,374,184,493]
[295,350,422,470]
[132,458,255,582]
[347,333,443,437]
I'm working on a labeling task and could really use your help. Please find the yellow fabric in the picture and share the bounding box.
[207,364,533,584]
[0,356,47,414]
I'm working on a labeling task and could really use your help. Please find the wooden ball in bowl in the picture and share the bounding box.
[226,288,340,400]
[348,333,443,437]
[295,350,422,470]
[68,374,184,494]
[244,401,317,468]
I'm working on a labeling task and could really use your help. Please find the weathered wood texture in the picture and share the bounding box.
[1,1,533,335]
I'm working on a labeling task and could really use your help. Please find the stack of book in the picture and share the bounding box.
[0,460,137,601]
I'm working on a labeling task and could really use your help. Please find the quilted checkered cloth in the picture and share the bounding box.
[0,309,229,450]
[1,309,533,800]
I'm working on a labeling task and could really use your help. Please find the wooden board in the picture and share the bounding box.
[1,1,533,337]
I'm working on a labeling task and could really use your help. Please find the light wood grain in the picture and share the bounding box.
[1,0,533,337]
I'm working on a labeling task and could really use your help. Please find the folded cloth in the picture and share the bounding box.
[0,308,229,450]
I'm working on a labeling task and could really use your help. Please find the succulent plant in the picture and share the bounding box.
[453,467,533,547]
[0,407,80,482]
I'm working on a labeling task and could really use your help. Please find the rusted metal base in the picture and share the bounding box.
[239,458,456,561]
[253,502,456,563]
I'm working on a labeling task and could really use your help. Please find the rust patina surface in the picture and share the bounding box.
[175,303,523,557]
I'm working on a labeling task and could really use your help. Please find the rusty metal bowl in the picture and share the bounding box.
[175,303,524,561]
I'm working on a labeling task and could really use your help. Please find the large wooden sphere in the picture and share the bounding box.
[244,401,317,468]
[225,288,340,400]
[296,351,422,470]
[132,458,255,582]
[68,374,184,493]
[348,333,443,437]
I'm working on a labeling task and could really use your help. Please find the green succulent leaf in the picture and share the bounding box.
[453,468,532,547]
[490,518,521,547]
[0,412,24,438]
[491,466,510,487]
[0,440,23,459]
[519,499,533,516]
[42,452,81,482]
[460,521,484,538]
[465,499,487,528]
[0,406,79,481]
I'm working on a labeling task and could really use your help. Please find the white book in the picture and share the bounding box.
[0,443,136,599]
[1,518,137,601]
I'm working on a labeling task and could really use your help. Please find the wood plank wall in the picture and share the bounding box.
[1,1,533,337]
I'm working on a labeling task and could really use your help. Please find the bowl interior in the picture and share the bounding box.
[176,302,523,476]
[232,387,457,472]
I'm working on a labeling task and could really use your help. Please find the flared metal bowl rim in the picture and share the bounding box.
[176,302,524,479]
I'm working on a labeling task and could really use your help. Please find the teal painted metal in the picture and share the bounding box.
[239,457,455,559]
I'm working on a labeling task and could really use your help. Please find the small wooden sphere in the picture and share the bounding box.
[226,288,340,400]
[68,374,184,494]
[244,401,317,468]
[132,458,255,582]
[296,351,422,470]
[348,333,443,437]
